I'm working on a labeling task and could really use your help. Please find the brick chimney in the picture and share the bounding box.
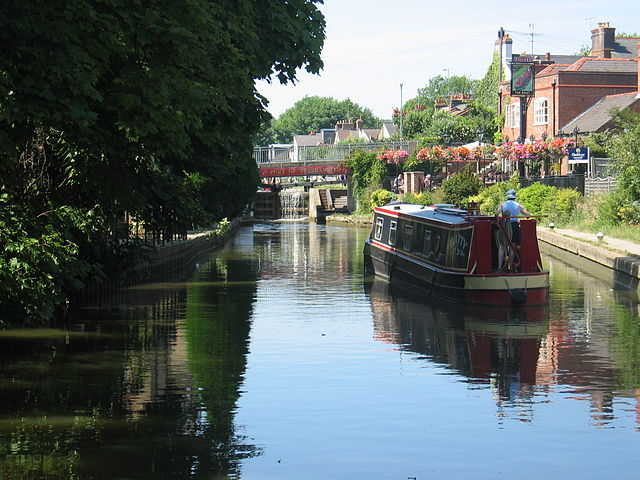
[591,22,616,58]
[355,117,363,130]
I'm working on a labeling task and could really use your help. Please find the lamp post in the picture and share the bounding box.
[573,126,580,146]
[400,83,404,141]
[443,132,451,177]
[443,69,450,107]
[476,128,484,175]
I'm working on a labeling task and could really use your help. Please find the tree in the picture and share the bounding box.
[599,109,640,224]
[417,75,479,103]
[271,96,381,143]
[0,0,326,323]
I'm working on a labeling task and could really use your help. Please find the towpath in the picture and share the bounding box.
[537,226,640,284]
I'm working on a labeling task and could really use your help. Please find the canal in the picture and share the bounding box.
[1,222,639,479]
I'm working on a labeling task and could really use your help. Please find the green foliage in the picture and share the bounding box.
[582,131,613,158]
[440,165,484,207]
[471,177,520,214]
[550,188,583,221]
[608,110,640,201]
[417,74,479,101]
[344,149,389,213]
[517,183,558,216]
[370,189,396,208]
[574,44,592,56]
[215,218,230,236]
[0,0,326,323]
[403,190,435,206]
[474,51,500,112]
[271,96,380,143]
[0,195,93,325]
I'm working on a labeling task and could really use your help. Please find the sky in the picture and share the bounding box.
[256,0,640,120]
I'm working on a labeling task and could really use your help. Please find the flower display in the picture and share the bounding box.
[416,145,495,163]
[494,138,574,163]
[378,149,409,164]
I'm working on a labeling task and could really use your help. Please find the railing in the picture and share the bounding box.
[253,141,418,164]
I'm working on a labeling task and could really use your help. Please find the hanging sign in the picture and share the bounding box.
[511,62,535,96]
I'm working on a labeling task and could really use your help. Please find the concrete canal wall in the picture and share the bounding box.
[537,226,640,289]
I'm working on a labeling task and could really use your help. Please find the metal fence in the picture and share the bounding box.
[253,141,418,164]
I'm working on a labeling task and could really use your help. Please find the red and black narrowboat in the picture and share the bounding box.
[364,202,549,306]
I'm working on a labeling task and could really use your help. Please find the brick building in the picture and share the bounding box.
[499,23,640,142]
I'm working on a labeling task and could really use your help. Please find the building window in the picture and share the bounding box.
[534,98,548,125]
[505,103,520,128]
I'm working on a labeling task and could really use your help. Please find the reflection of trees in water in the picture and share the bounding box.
[0,246,260,479]
[541,248,640,426]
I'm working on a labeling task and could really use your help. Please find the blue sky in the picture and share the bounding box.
[256,0,640,120]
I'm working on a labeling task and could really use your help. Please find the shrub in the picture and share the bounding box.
[440,165,484,207]
[517,183,558,216]
[549,188,583,221]
[403,190,435,206]
[471,178,519,215]
[370,189,396,208]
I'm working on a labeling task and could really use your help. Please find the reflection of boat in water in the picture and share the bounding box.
[364,202,549,305]
[365,279,550,397]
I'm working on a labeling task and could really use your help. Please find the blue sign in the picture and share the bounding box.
[568,147,590,164]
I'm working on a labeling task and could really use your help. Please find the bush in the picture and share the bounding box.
[517,183,558,216]
[0,195,92,326]
[471,178,519,215]
[597,188,640,225]
[549,188,583,221]
[370,189,396,208]
[345,149,389,212]
[440,165,484,207]
[403,190,435,206]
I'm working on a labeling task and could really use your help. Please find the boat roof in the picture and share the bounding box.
[375,202,476,225]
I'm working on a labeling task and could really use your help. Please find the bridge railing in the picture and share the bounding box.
[253,141,418,164]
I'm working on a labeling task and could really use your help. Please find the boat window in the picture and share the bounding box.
[389,221,397,246]
[431,229,448,265]
[449,229,473,269]
[374,217,384,240]
[403,224,413,251]
[422,229,432,257]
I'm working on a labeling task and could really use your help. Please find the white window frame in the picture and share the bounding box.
[505,102,520,128]
[534,97,549,125]
[389,221,397,246]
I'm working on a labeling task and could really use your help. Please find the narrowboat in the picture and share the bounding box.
[364,202,549,306]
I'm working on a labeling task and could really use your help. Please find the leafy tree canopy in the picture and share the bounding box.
[0,0,326,323]
[417,75,479,104]
[269,96,381,144]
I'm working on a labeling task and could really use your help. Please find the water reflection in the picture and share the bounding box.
[366,279,549,409]
[0,227,261,479]
[2,223,640,480]
[366,243,640,429]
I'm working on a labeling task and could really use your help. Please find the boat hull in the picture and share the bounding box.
[364,239,549,307]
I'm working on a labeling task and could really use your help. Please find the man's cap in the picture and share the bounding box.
[506,189,517,199]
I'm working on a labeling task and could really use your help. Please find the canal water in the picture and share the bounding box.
[1,222,639,479]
